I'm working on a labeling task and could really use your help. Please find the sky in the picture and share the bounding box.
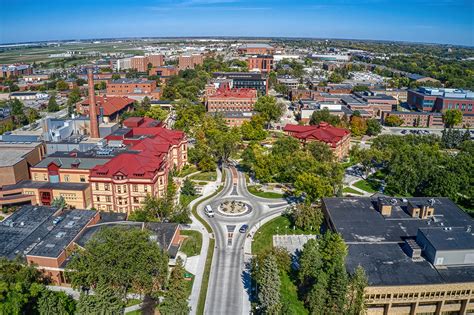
[0,0,473,46]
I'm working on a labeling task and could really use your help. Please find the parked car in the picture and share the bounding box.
[239,224,249,233]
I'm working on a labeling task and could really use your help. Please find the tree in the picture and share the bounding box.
[328,72,344,83]
[290,203,323,232]
[145,106,168,121]
[47,94,60,112]
[310,108,341,126]
[67,226,169,301]
[52,196,67,209]
[56,80,69,91]
[350,116,368,136]
[346,266,368,315]
[159,258,190,315]
[256,254,281,314]
[352,85,369,92]
[253,95,285,128]
[366,118,382,136]
[76,280,124,314]
[307,141,334,162]
[442,109,462,128]
[67,87,81,116]
[37,289,75,315]
[141,96,151,111]
[294,173,333,203]
[26,108,40,124]
[111,73,121,80]
[384,115,404,127]
[240,115,267,141]
[181,178,196,196]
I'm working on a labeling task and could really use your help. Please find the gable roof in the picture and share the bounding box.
[81,96,134,116]
[284,123,350,146]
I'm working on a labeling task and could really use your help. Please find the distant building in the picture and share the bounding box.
[322,196,474,315]
[406,73,440,84]
[277,76,300,90]
[307,53,350,62]
[206,86,257,113]
[219,111,255,127]
[213,72,268,95]
[77,96,135,123]
[407,87,474,114]
[283,123,351,160]
[106,78,161,99]
[248,55,274,73]
[9,91,48,101]
[0,142,45,187]
[130,56,148,72]
[178,54,204,70]
[146,54,165,67]
[148,66,178,83]
[237,43,275,55]
[0,64,32,78]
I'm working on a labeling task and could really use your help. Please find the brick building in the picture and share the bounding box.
[149,66,178,83]
[0,64,32,78]
[213,72,268,95]
[206,86,257,112]
[283,123,351,160]
[237,43,275,55]
[106,78,161,99]
[147,54,164,67]
[0,142,45,187]
[322,197,474,315]
[178,54,204,70]
[77,96,135,123]
[220,111,255,127]
[248,55,274,73]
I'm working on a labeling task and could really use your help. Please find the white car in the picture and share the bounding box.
[204,205,215,218]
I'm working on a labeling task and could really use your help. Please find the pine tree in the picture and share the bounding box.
[306,272,328,315]
[346,265,368,315]
[159,258,190,315]
[257,254,281,314]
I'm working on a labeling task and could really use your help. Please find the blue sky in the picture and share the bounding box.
[0,0,473,45]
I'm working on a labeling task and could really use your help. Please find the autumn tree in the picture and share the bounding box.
[442,109,463,128]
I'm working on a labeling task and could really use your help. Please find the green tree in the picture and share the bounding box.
[253,95,285,128]
[47,94,60,112]
[67,226,169,301]
[76,280,124,314]
[306,141,334,162]
[309,108,341,126]
[290,203,323,232]
[181,178,196,196]
[111,73,121,80]
[52,196,67,209]
[145,106,168,121]
[346,266,368,315]
[26,108,40,124]
[256,254,281,314]
[159,258,190,315]
[240,115,267,141]
[294,173,333,203]
[384,115,404,127]
[442,109,463,128]
[56,80,69,91]
[67,87,81,116]
[350,116,368,136]
[37,289,75,315]
[366,118,382,136]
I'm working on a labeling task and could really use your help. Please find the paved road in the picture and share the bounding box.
[198,165,289,315]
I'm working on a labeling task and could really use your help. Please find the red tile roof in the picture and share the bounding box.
[208,87,257,100]
[283,123,350,146]
[81,96,134,116]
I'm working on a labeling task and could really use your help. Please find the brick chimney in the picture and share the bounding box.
[87,68,100,138]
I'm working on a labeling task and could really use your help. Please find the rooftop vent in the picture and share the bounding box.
[403,239,423,261]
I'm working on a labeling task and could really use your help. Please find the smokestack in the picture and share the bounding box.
[87,68,100,138]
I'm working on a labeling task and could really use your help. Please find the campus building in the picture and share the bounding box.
[206,86,257,113]
[237,43,275,55]
[106,78,161,99]
[77,96,135,123]
[213,72,268,95]
[0,142,46,187]
[0,205,182,285]
[322,197,474,315]
[248,55,274,73]
[283,123,351,160]
[178,54,204,70]
[0,64,32,78]
[407,87,474,114]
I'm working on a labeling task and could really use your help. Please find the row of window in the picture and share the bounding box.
[367,289,472,301]
[95,195,144,204]
[94,183,150,193]
[446,103,473,111]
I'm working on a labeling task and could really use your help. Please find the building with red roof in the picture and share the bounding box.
[89,118,187,214]
[206,86,257,112]
[77,96,134,123]
[283,122,351,160]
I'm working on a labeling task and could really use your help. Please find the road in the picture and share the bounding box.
[197,164,289,315]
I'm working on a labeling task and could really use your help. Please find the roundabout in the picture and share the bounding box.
[217,199,252,217]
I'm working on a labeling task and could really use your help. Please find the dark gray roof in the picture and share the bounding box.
[33,156,110,170]
[3,180,89,191]
[213,72,265,80]
[418,227,474,251]
[323,197,474,286]
[27,209,97,258]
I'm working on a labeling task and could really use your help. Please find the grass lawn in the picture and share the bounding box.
[126,299,141,307]
[197,238,214,315]
[180,230,203,257]
[252,216,313,256]
[125,310,141,315]
[247,185,284,199]
[190,171,217,181]
[180,194,199,208]
[343,187,364,195]
[280,271,308,315]
[353,179,379,194]
[177,165,198,177]
[0,215,4,221]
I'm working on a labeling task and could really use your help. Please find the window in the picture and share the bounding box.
[104,184,110,191]
[123,185,127,193]
[80,175,85,182]
[133,197,139,203]
[107,205,112,211]
[133,185,138,192]
[64,175,70,182]
[117,186,122,193]
[95,183,99,190]
[106,196,111,202]
[96,196,100,202]
[144,186,148,192]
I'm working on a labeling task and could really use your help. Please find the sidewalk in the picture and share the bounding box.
[186,166,222,315]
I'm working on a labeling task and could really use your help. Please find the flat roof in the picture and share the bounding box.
[33,156,110,170]
[4,180,89,191]
[324,197,474,286]
[418,227,474,251]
